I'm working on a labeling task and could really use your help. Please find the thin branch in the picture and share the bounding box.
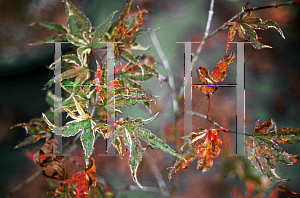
[90,97,98,118]
[192,0,300,61]
[179,0,215,98]
[143,14,179,115]
[180,0,300,99]
[128,185,162,192]
[5,170,42,198]
[244,0,300,12]
[190,111,252,136]
[64,132,82,154]
[191,0,215,67]
[245,0,251,9]
[143,151,170,197]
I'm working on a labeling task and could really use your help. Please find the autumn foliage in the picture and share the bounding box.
[8,0,300,197]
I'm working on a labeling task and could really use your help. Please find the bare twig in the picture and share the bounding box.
[128,185,162,192]
[195,0,300,54]
[190,111,252,136]
[179,0,215,98]
[180,0,300,99]
[143,14,179,115]
[245,0,251,9]
[90,97,98,118]
[5,170,42,198]
[244,0,300,11]
[191,0,215,67]
[143,151,170,197]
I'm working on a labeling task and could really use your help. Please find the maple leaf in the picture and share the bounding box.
[45,53,91,94]
[168,129,222,180]
[29,22,67,45]
[12,118,52,149]
[225,11,285,52]
[43,95,99,166]
[103,0,151,64]
[110,114,183,188]
[196,50,235,98]
[245,118,300,182]
[65,0,92,47]
[61,158,97,198]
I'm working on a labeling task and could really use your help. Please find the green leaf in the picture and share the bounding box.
[73,67,90,93]
[43,114,95,166]
[31,22,67,33]
[65,0,91,43]
[245,118,300,182]
[11,118,52,148]
[119,49,141,66]
[256,127,300,144]
[80,120,96,164]
[112,87,155,109]
[66,33,88,47]
[44,65,90,90]
[118,0,133,27]
[225,12,285,50]
[42,96,97,166]
[11,118,50,135]
[239,22,271,49]
[122,29,151,45]
[135,126,180,157]
[242,17,285,39]
[110,115,181,187]
[15,136,43,149]
[118,75,142,89]
[123,127,143,188]
[122,63,159,82]
[29,34,66,45]
[49,54,81,68]
[92,11,118,48]
[77,47,91,67]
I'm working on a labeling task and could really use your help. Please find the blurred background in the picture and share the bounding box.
[1,0,300,197]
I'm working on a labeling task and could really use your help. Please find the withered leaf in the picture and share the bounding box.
[168,129,222,180]
[196,50,235,98]
[245,118,300,182]
[225,11,285,52]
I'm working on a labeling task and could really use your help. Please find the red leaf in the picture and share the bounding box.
[168,129,222,180]
[62,158,97,195]
[278,184,300,198]
[196,50,235,98]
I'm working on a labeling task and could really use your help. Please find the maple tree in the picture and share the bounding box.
[7,0,300,197]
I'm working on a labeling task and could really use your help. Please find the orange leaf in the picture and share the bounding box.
[196,50,235,98]
[168,129,222,180]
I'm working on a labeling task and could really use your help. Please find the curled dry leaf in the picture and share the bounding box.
[33,139,67,180]
[225,11,285,52]
[168,129,222,180]
[196,50,235,98]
